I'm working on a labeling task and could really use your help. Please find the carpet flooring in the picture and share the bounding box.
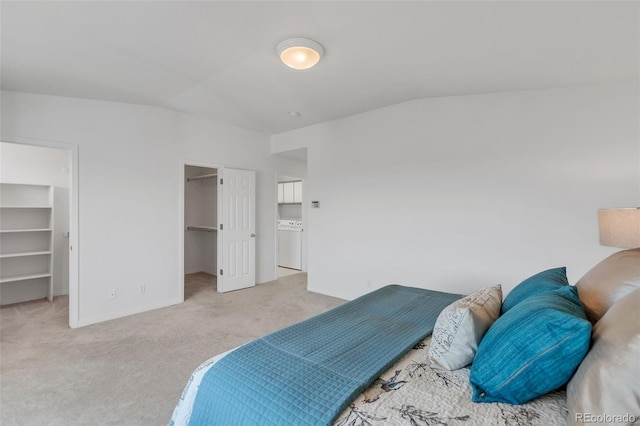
[277,266,303,278]
[0,273,344,426]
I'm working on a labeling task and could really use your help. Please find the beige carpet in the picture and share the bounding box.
[0,273,344,426]
[278,266,303,278]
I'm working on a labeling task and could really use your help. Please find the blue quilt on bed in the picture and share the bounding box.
[188,284,461,426]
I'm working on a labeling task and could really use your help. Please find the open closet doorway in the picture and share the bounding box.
[181,162,256,301]
[0,139,79,328]
[275,173,305,279]
[183,164,219,299]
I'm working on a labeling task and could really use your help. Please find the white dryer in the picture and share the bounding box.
[277,220,303,270]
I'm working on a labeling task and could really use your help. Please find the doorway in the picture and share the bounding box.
[180,162,257,301]
[183,164,219,299]
[276,173,305,279]
[0,139,79,328]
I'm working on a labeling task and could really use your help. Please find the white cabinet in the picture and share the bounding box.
[293,181,302,203]
[277,183,284,204]
[283,182,294,203]
[278,181,302,204]
[0,183,54,305]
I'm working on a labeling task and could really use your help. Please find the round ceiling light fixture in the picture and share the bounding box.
[276,38,324,70]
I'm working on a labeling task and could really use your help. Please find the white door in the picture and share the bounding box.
[218,168,256,292]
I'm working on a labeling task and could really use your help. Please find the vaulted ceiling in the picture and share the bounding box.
[2,1,638,135]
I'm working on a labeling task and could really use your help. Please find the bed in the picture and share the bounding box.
[170,249,640,426]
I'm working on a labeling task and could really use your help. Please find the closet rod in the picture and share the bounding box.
[186,173,217,182]
[186,225,217,232]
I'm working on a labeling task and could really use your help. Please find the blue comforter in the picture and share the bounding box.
[189,285,461,425]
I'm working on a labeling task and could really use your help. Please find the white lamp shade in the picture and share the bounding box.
[276,38,324,70]
[598,208,640,248]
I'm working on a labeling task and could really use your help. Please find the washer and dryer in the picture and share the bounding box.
[277,220,303,270]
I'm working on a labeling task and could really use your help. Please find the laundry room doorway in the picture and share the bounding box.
[275,173,306,279]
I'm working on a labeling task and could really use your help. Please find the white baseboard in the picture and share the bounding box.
[77,297,181,327]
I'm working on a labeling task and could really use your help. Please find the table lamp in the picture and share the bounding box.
[598,208,640,249]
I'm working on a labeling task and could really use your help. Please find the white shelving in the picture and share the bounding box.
[0,251,52,259]
[0,272,52,284]
[0,228,53,233]
[0,183,54,304]
[1,206,52,208]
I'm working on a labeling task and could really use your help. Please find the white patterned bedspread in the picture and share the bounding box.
[170,337,568,426]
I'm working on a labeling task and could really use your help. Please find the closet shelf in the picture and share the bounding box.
[187,225,217,232]
[0,251,52,259]
[0,228,53,233]
[186,173,217,182]
[0,273,52,284]
[0,206,52,209]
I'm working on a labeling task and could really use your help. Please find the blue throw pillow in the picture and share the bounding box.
[469,285,591,405]
[501,267,568,314]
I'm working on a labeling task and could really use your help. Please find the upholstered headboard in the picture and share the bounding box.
[575,248,640,324]
[567,248,640,425]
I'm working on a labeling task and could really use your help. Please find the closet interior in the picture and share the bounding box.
[0,183,55,304]
[184,166,218,282]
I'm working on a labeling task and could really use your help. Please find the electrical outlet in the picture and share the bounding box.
[139,284,146,294]
[108,289,116,299]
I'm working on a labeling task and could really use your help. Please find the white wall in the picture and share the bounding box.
[278,205,302,220]
[177,114,307,284]
[1,91,306,326]
[0,142,70,296]
[272,82,640,301]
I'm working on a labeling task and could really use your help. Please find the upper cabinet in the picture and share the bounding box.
[293,181,302,203]
[278,181,302,204]
[277,183,284,204]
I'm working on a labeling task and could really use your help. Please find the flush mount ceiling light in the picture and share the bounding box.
[276,38,324,70]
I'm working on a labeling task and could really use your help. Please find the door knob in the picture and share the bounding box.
[251,233,256,238]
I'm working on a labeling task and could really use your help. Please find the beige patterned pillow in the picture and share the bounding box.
[566,288,640,425]
[429,284,502,371]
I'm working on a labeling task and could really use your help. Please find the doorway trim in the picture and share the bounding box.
[179,160,224,303]
[1,134,80,328]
